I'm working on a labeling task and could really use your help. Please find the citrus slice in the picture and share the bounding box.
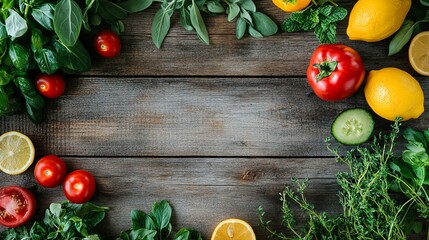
[211,218,256,240]
[409,31,429,76]
[0,131,35,175]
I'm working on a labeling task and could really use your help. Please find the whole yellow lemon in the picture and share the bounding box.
[347,0,411,42]
[364,68,424,121]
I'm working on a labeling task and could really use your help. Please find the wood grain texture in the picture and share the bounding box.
[0,157,346,239]
[3,77,429,157]
[82,1,415,77]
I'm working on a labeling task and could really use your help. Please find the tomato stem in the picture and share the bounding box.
[313,60,338,81]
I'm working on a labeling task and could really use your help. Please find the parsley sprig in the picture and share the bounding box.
[281,0,347,44]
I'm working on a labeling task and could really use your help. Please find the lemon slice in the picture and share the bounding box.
[0,131,35,175]
[211,218,256,240]
[409,31,429,76]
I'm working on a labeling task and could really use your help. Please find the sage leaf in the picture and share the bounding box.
[8,42,29,71]
[5,9,28,40]
[31,3,55,31]
[251,12,278,36]
[151,8,173,48]
[120,0,153,12]
[190,0,210,45]
[129,229,157,240]
[236,17,247,39]
[388,19,415,56]
[239,0,256,12]
[207,0,224,13]
[227,3,240,22]
[34,48,60,74]
[53,40,91,73]
[248,25,263,38]
[0,22,8,40]
[54,0,83,47]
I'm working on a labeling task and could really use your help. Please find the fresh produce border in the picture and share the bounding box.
[0,0,429,239]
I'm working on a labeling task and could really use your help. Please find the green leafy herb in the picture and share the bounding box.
[0,201,109,240]
[258,120,429,239]
[117,200,202,240]
[281,0,347,44]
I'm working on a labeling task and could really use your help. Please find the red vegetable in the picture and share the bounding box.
[63,170,96,204]
[306,44,365,101]
[35,73,65,99]
[34,155,67,188]
[0,186,36,228]
[94,29,121,58]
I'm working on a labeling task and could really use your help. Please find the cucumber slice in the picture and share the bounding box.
[331,108,375,146]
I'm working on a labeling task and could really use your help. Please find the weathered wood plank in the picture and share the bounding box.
[0,157,346,239]
[2,77,429,157]
[83,1,414,76]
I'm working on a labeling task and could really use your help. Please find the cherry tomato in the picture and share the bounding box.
[34,155,67,188]
[35,73,65,99]
[63,170,96,204]
[94,29,121,58]
[0,186,36,228]
[307,44,365,101]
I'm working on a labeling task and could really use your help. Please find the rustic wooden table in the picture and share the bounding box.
[1,0,428,239]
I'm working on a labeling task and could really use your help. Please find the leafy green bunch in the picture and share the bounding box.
[0,201,110,240]
[258,120,428,239]
[281,0,347,44]
[0,0,143,122]
[140,0,278,48]
[117,200,202,240]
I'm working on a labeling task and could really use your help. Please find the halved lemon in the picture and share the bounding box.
[0,131,35,175]
[211,218,256,240]
[409,31,429,76]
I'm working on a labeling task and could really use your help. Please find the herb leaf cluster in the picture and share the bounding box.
[281,0,347,44]
[0,201,109,240]
[258,120,429,239]
[0,0,142,122]
[147,0,278,48]
[117,200,202,240]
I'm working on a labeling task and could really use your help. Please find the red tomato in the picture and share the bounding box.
[307,44,365,101]
[34,155,67,188]
[63,170,96,203]
[0,186,36,228]
[94,29,121,58]
[35,73,65,99]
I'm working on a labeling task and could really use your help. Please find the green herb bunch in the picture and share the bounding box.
[258,120,429,239]
[281,0,347,44]
[0,201,110,240]
[0,0,143,122]
[117,200,202,240]
[139,0,278,48]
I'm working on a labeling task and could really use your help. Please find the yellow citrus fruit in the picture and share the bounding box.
[409,31,429,76]
[211,218,256,240]
[364,67,424,121]
[0,131,35,175]
[272,0,311,12]
[347,0,411,42]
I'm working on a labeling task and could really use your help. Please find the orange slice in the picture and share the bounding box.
[409,31,429,76]
[211,218,256,240]
[0,131,35,175]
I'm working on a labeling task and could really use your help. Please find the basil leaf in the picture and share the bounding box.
[31,3,55,31]
[129,229,157,240]
[53,40,91,73]
[31,28,43,53]
[421,0,429,6]
[189,0,210,45]
[0,69,14,86]
[34,48,60,74]
[99,0,128,20]
[227,3,240,22]
[0,89,8,110]
[388,20,415,56]
[120,0,153,13]
[0,22,8,40]
[236,17,246,39]
[150,200,172,230]
[207,0,224,13]
[14,77,45,123]
[5,9,28,40]
[251,12,278,37]
[8,42,29,71]
[151,8,173,48]
[54,0,83,47]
